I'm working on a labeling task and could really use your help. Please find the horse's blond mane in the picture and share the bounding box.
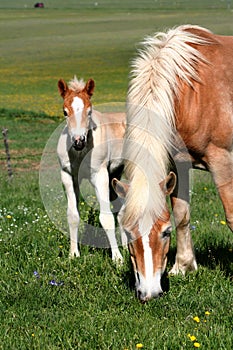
[123,25,212,233]
[68,75,86,92]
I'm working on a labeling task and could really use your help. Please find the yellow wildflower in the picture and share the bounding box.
[193,316,200,323]
[136,344,143,349]
[205,311,210,315]
[6,215,12,219]
[194,342,201,348]
[220,220,226,225]
[190,335,197,341]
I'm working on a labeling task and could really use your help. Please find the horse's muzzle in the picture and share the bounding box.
[137,289,163,303]
[72,135,86,151]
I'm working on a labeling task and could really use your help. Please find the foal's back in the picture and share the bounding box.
[90,110,126,173]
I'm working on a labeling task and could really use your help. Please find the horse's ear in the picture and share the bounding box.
[112,178,129,198]
[85,79,95,97]
[58,79,68,98]
[160,171,176,196]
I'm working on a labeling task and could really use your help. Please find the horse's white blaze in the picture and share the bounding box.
[136,232,163,299]
[71,97,86,139]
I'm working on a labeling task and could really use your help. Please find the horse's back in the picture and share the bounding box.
[176,28,233,156]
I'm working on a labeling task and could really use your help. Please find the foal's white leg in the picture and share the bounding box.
[93,167,123,265]
[117,205,128,247]
[61,170,80,258]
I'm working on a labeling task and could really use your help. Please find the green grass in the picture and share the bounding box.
[0,1,233,116]
[0,2,233,349]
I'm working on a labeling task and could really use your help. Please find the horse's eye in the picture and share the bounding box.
[162,226,172,239]
[63,110,68,117]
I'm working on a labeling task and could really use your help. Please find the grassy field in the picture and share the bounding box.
[0,1,233,349]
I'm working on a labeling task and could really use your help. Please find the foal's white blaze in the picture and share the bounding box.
[136,232,163,300]
[69,96,86,140]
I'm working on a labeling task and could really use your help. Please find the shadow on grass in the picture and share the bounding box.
[168,244,233,278]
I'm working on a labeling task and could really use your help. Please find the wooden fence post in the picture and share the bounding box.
[2,127,13,180]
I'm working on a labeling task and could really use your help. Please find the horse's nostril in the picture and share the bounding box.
[137,290,147,303]
[80,135,85,142]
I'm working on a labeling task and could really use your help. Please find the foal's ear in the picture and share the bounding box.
[58,79,69,98]
[112,178,129,198]
[85,79,95,97]
[160,171,177,196]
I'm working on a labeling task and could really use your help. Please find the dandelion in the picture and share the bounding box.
[220,220,226,225]
[32,333,35,337]
[205,311,210,315]
[6,215,12,219]
[194,342,201,348]
[188,335,197,341]
[203,187,208,191]
[136,344,143,349]
[193,316,200,323]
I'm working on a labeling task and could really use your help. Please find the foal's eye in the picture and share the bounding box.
[63,110,68,117]
[162,226,172,239]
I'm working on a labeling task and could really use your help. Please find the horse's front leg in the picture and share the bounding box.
[170,163,197,274]
[61,169,80,258]
[92,167,123,265]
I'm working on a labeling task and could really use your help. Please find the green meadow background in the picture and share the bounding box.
[0,1,233,349]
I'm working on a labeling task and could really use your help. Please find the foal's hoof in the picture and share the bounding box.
[69,250,80,259]
[112,251,124,267]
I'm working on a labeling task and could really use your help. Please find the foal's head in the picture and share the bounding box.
[113,172,176,302]
[58,77,95,151]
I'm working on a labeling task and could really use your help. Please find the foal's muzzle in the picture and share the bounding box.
[72,135,86,151]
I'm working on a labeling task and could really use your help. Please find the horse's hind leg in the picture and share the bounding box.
[93,167,123,265]
[207,146,233,231]
[61,169,80,258]
[170,162,197,274]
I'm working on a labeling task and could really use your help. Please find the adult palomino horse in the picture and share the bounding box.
[57,76,126,263]
[113,25,233,301]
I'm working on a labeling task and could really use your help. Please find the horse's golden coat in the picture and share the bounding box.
[118,25,233,301]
